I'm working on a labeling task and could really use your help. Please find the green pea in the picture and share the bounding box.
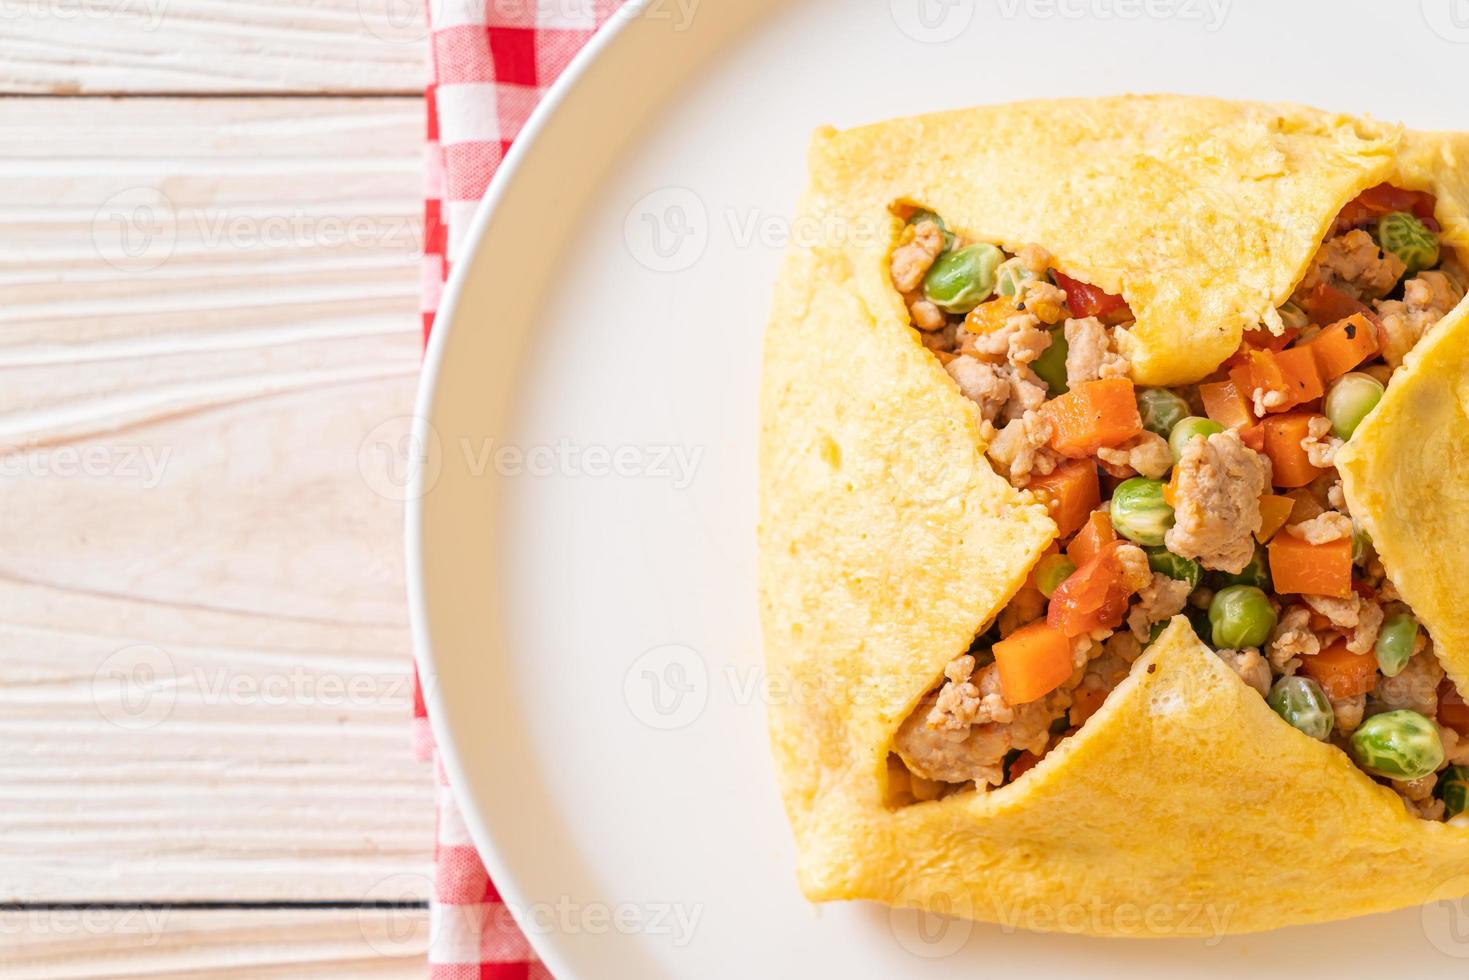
[1374,613,1420,678]
[1168,416,1225,464]
[1440,765,1469,819]
[1208,585,1277,650]
[1374,211,1439,277]
[1324,372,1384,440]
[906,210,955,254]
[1146,546,1202,591]
[994,257,1035,298]
[1210,546,1272,592]
[1110,478,1175,547]
[1349,710,1444,780]
[1352,523,1372,565]
[1034,554,1077,599]
[1267,675,1335,741]
[1031,327,1069,395]
[923,243,1002,314]
[1136,388,1191,439]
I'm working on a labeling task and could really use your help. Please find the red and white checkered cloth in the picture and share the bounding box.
[418,2,623,975]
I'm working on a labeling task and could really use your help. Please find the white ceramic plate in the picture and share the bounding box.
[409,1,1469,975]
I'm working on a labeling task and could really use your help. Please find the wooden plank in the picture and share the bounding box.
[0,97,434,901]
[0,0,427,95]
[0,908,429,978]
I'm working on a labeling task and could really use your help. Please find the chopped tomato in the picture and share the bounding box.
[1052,270,1132,321]
[1439,679,1469,736]
[1047,540,1133,637]
[1066,509,1116,567]
[1335,182,1438,231]
[1297,282,1372,327]
[1241,325,1300,353]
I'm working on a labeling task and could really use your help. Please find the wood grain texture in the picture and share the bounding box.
[0,96,434,902]
[0,908,429,978]
[0,0,427,95]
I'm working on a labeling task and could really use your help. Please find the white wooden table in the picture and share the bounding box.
[1,5,436,975]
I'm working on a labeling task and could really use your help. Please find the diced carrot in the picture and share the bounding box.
[1230,349,1320,414]
[1298,640,1379,699]
[1242,325,1300,353]
[1162,467,1181,508]
[1274,347,1323,406]
[993,619,1076,704]
[1070,686,1109,726]
[1268,532,1352,597]
[1438,679,1469,736]
[1304,313,1380,381]
[1066,509,1115,567]
[1239,424,1266,453]
[1199,379,1256,429]
[1041,378,1142,458]
[1261,412,1327,488]
[1048,541,1133,637]
[1298,282,1371,326]
[1229,351,1282,408]
[1257,494,1295,542]
[1028,459,1100,539]
[964,295,1022,335]
[1285,489,1325,523]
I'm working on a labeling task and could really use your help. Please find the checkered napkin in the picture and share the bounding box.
[418,2,622,975]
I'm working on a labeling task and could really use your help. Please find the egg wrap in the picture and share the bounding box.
[758,95,1469,934]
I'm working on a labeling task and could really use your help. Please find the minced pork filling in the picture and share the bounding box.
[884,187,1469,822]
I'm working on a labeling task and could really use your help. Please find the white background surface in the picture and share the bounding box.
[417,0,1469,977]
